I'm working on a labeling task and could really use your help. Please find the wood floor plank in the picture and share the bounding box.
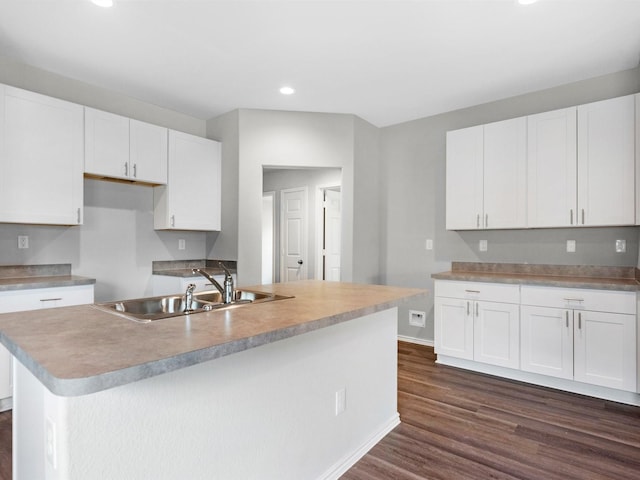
[344,341,640,479]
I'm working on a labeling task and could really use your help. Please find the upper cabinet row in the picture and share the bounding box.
[0,84,221,231]
[446,94,638,230]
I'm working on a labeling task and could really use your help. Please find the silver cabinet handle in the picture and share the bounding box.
[476,214,480,228]
[581,209,585,225]
[563,298,584,303]
[570,209,573,225]
[77,207,81,224]
[578,312,582,329]
[170,215,175,227]
[133,163,137,178]
[475,302,479,317]
[565,310,569,327]
[124,162,128,176]
[465,289,480,293]
[40,298,62,303]
[466,301,470,316]
[485,213,488,228]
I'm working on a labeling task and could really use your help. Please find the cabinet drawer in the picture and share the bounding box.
[435,280,520,304]
[520,286,635,314]
[0,285,94,313]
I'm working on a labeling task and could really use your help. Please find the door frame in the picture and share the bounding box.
[315,184,341,280]
[261,191,276,284]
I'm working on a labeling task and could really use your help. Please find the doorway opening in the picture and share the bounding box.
[262,167,342,283]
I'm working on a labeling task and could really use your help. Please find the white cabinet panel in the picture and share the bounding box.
[527,107,577,227]
[521,305,573,379]
[154,130,221,231]
[434,297,473,360]
[577,95,635,226]
[483,117,527,229]
[130,119,168,184]
[445,125,483,230]
[474,301,520,369]
[84,107,130,179]
[574,310,636,391]
[0,85,83,225]
[85,107,168,184]
[446,118,526,230]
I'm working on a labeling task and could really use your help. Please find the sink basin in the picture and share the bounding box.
[94,289,293,323]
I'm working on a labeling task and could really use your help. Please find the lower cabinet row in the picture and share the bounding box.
[0,284,95,411]
[434,281,637,393]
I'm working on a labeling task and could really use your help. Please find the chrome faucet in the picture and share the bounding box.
[184,283,196,313]
[192,262,235,304]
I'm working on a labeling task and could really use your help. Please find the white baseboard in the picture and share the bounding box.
[319,413,400,480]
[397,335,434,347]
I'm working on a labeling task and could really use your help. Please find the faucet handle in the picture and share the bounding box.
[218,262,232,278]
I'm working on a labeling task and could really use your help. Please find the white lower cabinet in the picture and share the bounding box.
[521,286,636,392]
[435,281,520,369]
[0,284,94,410]
[435,280,638,400]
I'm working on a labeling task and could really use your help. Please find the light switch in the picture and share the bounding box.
[566,240,576,253]
[615,239,626,253]
[479,240,488,252]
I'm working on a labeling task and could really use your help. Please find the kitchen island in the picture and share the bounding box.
[0,280,424,480]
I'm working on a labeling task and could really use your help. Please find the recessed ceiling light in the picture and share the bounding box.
[279,86,295,95]
[91,0,114,7]
[517,0,538,4]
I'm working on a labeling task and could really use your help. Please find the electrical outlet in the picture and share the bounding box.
[425,239,433,250]
[178,239,186,251]
[46,417,57,468]
[479,240,488,252]
[335,388,346,416]
[409,310,426,327]
[566,240,576,253]
[18,235,29,249]
[615,239,626,253]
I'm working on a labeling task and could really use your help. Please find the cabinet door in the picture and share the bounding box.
[574,310,636,392]
[483,117,527,229]
[434,297,473,360]
[474,301,520,369]
[130,119,168,184]
[445,125,483,230]
[154,130,221,231]
[84,107,130,180]
[527,107,577,227]
[577,95,635,226]
[520,305,573,380]
[0,86,83,225]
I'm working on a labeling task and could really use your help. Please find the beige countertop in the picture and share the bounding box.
[0,263,95,292]
[432,262,640,291]
[0,281,425,397]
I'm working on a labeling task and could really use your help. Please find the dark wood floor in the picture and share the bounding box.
[1,342,639,479]
[0,407,10,480]
[342,341,640,479]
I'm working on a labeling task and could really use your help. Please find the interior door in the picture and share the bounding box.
[281,187,308,282]
[323,188,341,281]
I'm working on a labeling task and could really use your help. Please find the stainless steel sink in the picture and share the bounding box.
[94,289,292,323]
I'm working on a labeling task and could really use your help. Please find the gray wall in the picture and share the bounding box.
[381,66,640,343]
[0,55,209,302]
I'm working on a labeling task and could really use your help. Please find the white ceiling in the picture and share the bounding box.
[1,0,639,127]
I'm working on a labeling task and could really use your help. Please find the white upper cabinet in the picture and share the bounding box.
[483,117,527,229]
[154,130,221,231]
[445,125,483,230]
[0,85,83,225]
[527,107,577,228]
[528,95,635,228]
[577,95,635,226]
[85,107,168,185]
[446,117,526,230]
